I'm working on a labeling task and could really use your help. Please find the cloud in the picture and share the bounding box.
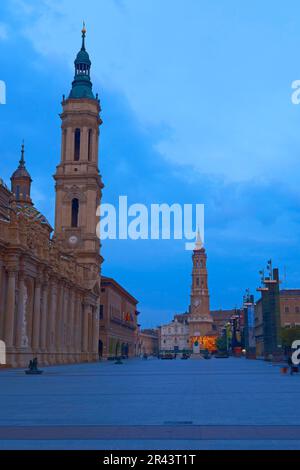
[0,22,8,40]
[7,0,300,185]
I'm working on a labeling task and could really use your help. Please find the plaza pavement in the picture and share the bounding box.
[0,357,299,450]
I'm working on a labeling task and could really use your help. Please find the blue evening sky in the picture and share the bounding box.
[1,0,300,327]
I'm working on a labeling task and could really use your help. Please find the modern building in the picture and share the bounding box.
[99,276,139,359]
[255,285,300,357]
[0,27,103,367]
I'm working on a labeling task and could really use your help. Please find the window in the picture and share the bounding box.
[296,306,300,314]
[16,185,20,200]
[284,306,290,313]
[99,305,104,320]
[71,198,79,227]
[74,128,81,161]
[88,129,92,161]
[196,277,200,287]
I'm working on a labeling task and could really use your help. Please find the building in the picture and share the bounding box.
[255,285,300,357]
[99,277,139,359]
[280,289,300,328]
[0,26,103,367]
[160,233,217,355]
[210,309,240,335]
[139,329,159,356]
[159,319,190,353]
[255,268,281,358]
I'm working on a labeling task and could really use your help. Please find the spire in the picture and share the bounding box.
[194,227,203,251]
[81,21,86,50]
[69,23,95,100]
[11,141,32,204]
[19,140,25,168]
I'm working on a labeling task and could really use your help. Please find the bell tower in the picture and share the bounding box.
[11,142,32,206]
[188,230,213,341]
[54,24,103,274]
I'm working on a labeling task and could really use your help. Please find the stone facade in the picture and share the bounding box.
[159,320,190,353]
[139,329,159,356]
[99,277,139,359]
[0,28,103,368]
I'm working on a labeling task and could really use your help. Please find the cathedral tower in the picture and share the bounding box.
[54,25,103,276]
[11,142,32,206]
[188,231,213,349]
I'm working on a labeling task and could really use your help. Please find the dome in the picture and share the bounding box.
[15,203,52,230]
[75,49,91,67]
[11,166,31,180]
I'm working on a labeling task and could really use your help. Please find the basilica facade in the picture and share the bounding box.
[0,27,103,367]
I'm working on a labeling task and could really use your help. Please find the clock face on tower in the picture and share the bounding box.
[193,299,201,307]
[68,235,79,247]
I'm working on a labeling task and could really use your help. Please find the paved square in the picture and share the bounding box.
[0,357,299,449]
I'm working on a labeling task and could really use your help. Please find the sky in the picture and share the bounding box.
[1,0,300,328]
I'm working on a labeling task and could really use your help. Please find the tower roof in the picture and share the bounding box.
[11,142,32,180]
[69,23,95,100]
[194,228,203,251]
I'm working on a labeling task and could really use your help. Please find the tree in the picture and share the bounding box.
[280,327,300,349]
[216,336,227,352]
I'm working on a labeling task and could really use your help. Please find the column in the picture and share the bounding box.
[32,279,41,352]
[47,280,57,363]
[40,282,48,355]
[56,283,64,363]
[16,273,26,348]
[66,128,74,162]
[81,127,88,161]
[4,270,16,348]
[92,305,100,360]
[82,303,89,358]
[68,289,75,363]
[62,287,69,362]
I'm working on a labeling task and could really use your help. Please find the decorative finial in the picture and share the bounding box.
[81,21,86,50]
[19,140,25,167]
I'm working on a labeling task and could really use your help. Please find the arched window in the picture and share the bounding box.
[74,128,81,161]
[196,277,200,287]
[16,185,20,200]
[71,198,79,227]
[88,129,92,161]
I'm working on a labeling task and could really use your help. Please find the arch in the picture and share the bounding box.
[71,198,79,228]
[74,128,81,161]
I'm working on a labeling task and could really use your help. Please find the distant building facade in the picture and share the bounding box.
[159,319,190,353]
[99,277,139,359]
[159,234,218,354]
[255,286,300,357]
[139,329,159,356]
